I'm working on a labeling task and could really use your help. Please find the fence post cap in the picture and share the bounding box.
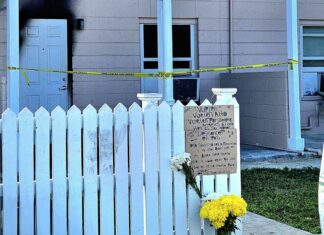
[137,93,163,100]
[211,88,237,96]
[137,93,163,109]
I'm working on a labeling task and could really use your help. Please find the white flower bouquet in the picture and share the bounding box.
[170,153,202,198]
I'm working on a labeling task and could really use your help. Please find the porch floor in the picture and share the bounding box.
[241,134,323,162]
[303,134,324,150]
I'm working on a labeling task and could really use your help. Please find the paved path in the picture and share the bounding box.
[243,212,313,235]
[242,156,321,170]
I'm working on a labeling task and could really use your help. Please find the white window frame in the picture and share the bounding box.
[300,25,324,98]
[139,22,199,100]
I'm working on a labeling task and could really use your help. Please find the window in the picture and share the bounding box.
[140,23,198,101]
[141,24,196,71]
[301,26,324,96]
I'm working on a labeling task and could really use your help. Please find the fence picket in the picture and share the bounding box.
[158,101,173,235]
[83,105,99,235]
[129,103,144,235]
[18,108,35,235]
[200,99,216,235]
[35,107,51,235]
[2,109,18,235]
[114,104,130,235]
[52,107,67,235]
[98,104,115,235]
[186,100,202,235]
[67,106,83,235]
[144,103,159,235]
[229,104,241,196]
[172,101,188,235]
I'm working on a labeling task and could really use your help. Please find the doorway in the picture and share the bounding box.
[20,19,68,112]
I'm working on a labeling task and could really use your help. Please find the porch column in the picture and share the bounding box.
[286,0,304,151]
[157,0,174,105]
[7,0,20,113]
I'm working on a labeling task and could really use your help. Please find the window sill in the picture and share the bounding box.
[301,95,324,101]
[174,76,199,79]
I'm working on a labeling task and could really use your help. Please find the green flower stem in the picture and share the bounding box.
[182,163,202,198]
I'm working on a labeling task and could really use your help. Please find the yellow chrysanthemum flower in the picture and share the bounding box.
[199,194,247,230]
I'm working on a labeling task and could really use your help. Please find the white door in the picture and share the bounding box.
[20,19,68,112]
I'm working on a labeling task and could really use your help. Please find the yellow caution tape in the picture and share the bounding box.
[6,59,298,79]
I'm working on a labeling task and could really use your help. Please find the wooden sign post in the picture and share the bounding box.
[184,105,237,175]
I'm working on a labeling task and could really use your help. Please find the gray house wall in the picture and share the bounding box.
[71,0,291,109]
[0,9,6,113]
[72,0,324,136]
[71,0,231,108]
[221,72,289,150]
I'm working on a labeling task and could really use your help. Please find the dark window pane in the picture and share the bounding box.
[144,25,158,58]
[173,79,197,102]
[303,37,324,57]
[303,60,324,67]
[173,25,191,58]
[144,61,158,69]
[173,61,190,69]
[304,26,324,34]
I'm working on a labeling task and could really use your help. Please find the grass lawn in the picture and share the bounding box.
[241,167,320,234]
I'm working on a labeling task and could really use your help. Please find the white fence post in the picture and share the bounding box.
[212,88,242,235]
[2,109,18,235]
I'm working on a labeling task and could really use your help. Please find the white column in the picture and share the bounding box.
[157,0,164,94]
[7,0,20,113]
[137,93,163,109]
[160,0,174,105]
[286,0,304,151]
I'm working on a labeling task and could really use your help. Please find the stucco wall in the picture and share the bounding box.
[221,72,289,150]
[0,9,6,113]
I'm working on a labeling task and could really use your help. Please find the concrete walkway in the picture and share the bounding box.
[242,156,321,170]
[243,212,313,235]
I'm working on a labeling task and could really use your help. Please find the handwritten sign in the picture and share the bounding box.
[184,105,237,175]
[184,105,234,131]
[186,129,237,175]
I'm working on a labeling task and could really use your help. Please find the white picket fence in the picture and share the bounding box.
[0,99,241,235]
